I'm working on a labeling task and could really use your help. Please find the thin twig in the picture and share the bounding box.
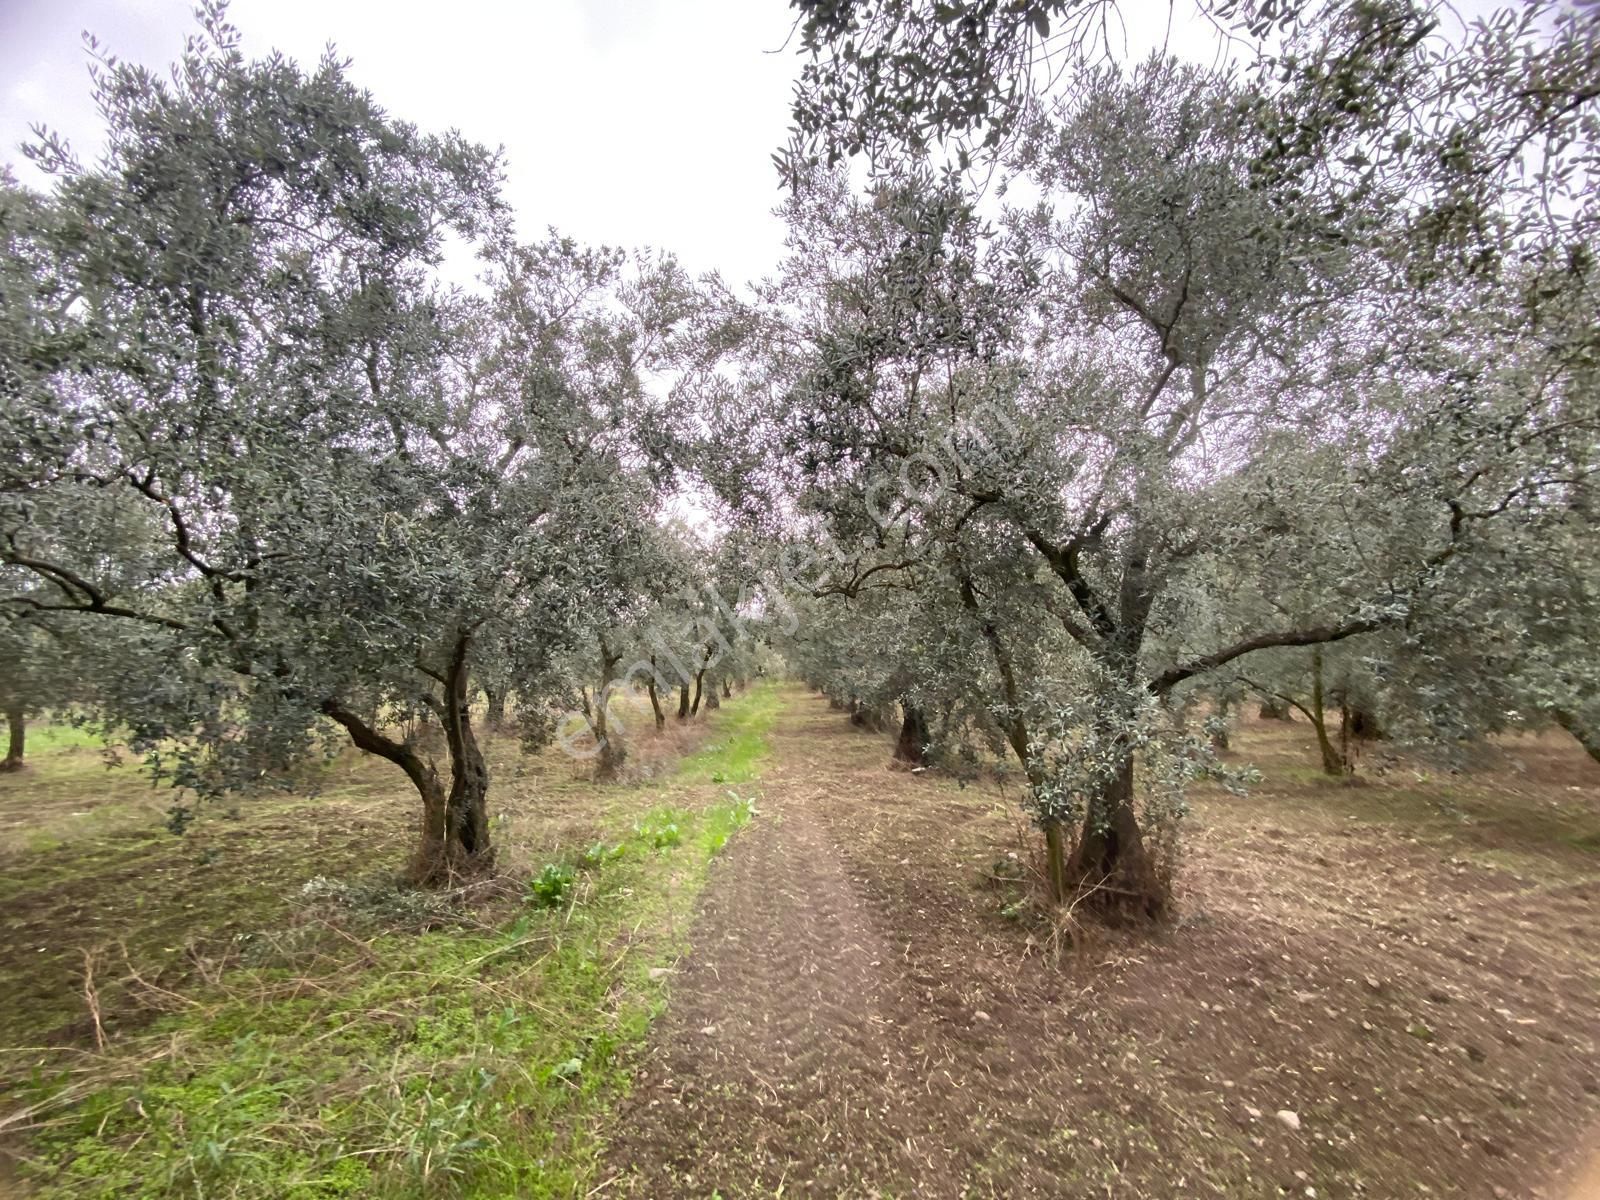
[81,947,106,1051]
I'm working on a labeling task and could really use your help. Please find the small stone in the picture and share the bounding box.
[700,1025,718,1036]
[1276,1109,1302,1131]
[1364,976,1382,992]
[1245,1105,1262,1119]
[973,1010,992,1022]
[648,967,672,980]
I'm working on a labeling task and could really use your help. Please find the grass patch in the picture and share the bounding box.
[21,720,111,755]
[673,686,782,785]
[1565,828,1600,854]
[13,792,760,1199]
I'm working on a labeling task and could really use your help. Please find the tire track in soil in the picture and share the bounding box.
[603,703,969,1198]
[601,693,1600,1199]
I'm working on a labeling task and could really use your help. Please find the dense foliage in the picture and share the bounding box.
[2,0,1596,912]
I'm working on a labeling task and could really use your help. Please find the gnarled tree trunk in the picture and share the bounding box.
[438,636,491,877]
[483,687,507,729]
[1310,648,1347,778]
[322,631,493,887]
[1257,697,1293,720]
[1065,732,1160,917]
[677,683,691,721]
[893,701,930,766]
[2,704,23,772]
[1210,696,1231,751]
[1063,549,1166,917]
[848,698,884,731]
[1346,706,1384,740]
[594,635,627,780]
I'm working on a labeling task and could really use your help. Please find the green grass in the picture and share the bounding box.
[22,720,111,754]
[6,694,780,1200]
[673,685,782,785]
[15,791,760,1199]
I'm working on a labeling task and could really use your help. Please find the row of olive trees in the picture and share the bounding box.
[752,0,1599,912]
[0,10,745,883]
[546,521,778,781]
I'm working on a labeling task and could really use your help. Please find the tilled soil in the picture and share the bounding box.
[602,691,1600,1199]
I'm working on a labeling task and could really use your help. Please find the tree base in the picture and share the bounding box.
[406,845,497,889]
[1063,846,1171,922]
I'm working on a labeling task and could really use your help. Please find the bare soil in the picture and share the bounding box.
[602,691,1600,1199]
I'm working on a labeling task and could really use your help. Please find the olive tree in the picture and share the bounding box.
[765,39,1597,911]
[0,12,709,882]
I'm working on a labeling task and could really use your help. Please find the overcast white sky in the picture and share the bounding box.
[0,0,804,287]
[1,0,1524,289]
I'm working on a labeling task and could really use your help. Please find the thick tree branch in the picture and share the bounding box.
[2,548,192,633]
[320,699,440,800]
[123,474,246,582]
[1019,516,1116,642]
[1150,617,1386,695]
[956,570,1033,773]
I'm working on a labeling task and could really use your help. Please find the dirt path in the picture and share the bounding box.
[605,695,1141,1197]
[602,690,1600,1199]
[604,703,928,1195]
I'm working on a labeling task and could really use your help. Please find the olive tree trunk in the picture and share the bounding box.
[438,637,491,876]
[483,687,507,729]
[893,701,930,766]
[1552,708,1600,765]
[321,631,493,887]
[594,635,627,780]
[1210,695,1231,751]
[646,657,666,732]
[1310,647,1348,777]
[1,704,23,772]
[1065,730,1160,915]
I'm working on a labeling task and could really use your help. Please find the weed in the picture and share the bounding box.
[634,807,689,850]
[673,688,782,784]
[530,862,578,908]
[578,840,625,869]
[395,1069,504,1189]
